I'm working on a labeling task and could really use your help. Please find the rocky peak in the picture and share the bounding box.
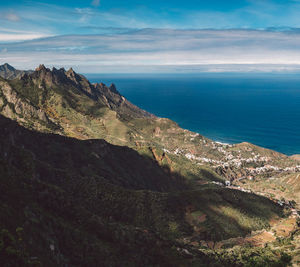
[0,63,29,79]
[65,67,80,84]
[32,65,77,87]
[1,63,15,71]
[109,83,120,95]
[66,67,75,76]
[33,64,57,87]
[93,82,120,97]
[35,64,49,72]
[52,67,67,78]
[93,82,106,90]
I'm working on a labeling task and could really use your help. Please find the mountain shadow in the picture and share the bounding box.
[0,114,288,266]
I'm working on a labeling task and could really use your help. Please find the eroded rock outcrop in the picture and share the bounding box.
[0,80,57,130]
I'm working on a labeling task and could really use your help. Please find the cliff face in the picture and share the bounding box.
[0,79,54,130]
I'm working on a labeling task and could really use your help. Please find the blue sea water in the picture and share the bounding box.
[86,73,300,155]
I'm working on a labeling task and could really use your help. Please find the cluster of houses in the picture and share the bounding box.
[182,137,300,220]
[246,165,300,175]
[184,151,300,177]
[173,140,300,177]
[184,153,222,164]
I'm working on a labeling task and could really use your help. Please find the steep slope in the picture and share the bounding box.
[1,64,298,185]
[0,113,184,192]
[0,65,153,145]
[0,114,291,266]
[0,64,297,266]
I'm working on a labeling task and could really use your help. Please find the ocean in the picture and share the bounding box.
[86,73,300,156]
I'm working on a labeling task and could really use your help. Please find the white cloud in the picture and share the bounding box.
[2,29,300,72]
[0,33,49,42]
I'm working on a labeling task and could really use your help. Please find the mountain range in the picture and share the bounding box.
[0,64,299,266]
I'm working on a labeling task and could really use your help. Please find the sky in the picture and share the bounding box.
[2,0,300,72]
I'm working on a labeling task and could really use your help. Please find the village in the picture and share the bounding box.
[166,137,300,177]
[163,138,300,221]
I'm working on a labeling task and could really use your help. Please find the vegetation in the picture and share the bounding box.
[0,65,298,266]
[0,114,291,266]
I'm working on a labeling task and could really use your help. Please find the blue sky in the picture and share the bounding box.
[2,0,300,72]
[3,0,300,35]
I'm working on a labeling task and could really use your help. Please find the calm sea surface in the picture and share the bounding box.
[86,73,300,155]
